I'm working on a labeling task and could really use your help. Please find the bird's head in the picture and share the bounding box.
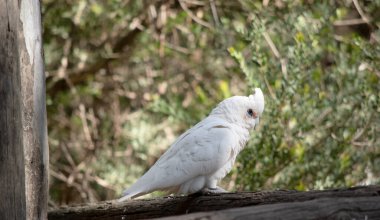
[211,88,265,130]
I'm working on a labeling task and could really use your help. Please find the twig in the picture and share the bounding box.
[209,0,220,27]
[88,175,115,190]
[47,4,149,97]
[263,75,276,100]
[50,168,86,197]
[61,144,76,168]
[351,112,374,143]
[181,0,206,5]
[263,0,270,7]
[314,107,333,125]
[263,32,280,58]
[163,41,191,54]
[56,39,72,79]
[73,0,86,25]
[149,4,157,19]
[60,144,84,187]
[79,104,95,150]
[48,199,58,209]
[175,24,192,35]
[352,141,372,147]
[333,18,366,26]
[280,59,288,77]
[352,0,371,24]
[178,0,214,29]
[353,0,380,42]
[263,31,288,77]
[87,108,99,140]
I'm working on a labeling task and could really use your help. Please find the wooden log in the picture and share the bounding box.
[159,196,380,220]
[0,0,48,219]
[0,1,27,219]
[19,1,49,219]
[48,185,380,220]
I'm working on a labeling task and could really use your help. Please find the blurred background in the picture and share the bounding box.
[43,0,380,206]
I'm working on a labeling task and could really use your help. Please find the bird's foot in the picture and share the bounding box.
[164,194,176,199]
[200,186,228,195]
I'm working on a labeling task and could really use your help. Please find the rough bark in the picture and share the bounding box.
[159,196,380,220]
[0,0,27,219]
[48,185,380,220]
[0,0,48,219]
[19,1,49,219]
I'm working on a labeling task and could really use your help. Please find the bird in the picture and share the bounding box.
[118,88,264,202]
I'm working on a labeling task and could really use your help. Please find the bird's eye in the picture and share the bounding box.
[247,109,254,117]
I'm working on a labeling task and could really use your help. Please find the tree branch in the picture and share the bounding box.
[48,185,380,220]
[46,26,142,97]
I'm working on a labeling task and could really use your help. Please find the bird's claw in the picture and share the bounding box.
[200,186,228,195]
[164,194,175,199]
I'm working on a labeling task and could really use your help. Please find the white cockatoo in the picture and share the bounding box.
[118,88,264,202]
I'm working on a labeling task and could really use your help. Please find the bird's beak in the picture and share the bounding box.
[254,117,260,130]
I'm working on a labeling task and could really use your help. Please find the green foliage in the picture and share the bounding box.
[230,1,380,191]
[43,0,379,204]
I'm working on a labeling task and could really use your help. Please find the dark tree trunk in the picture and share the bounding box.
[0,1,26,219]
[48,185,380,220]
[0,0,48,219]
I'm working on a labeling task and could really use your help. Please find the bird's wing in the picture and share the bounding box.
[119,116,238,200]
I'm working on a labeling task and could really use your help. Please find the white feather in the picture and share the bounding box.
[118,88,264,201]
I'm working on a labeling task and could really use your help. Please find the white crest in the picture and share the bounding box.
[249,88,265,115]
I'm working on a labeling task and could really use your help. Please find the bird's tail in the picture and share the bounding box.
[117,175,153,202]
[117,188,145,202]
[117,165,167,202]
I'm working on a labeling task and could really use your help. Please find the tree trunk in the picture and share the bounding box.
[0,0,26,219]
[48,185,380,220]
[19,1,49,219]
[0,0,48,219]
